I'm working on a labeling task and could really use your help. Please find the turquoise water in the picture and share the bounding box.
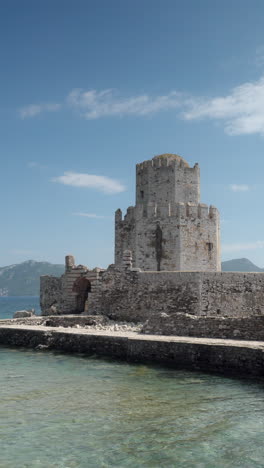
[1,346,264,468]
[0,296,40,319]
[1,298,264,467]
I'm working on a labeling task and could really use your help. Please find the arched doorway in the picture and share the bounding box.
[72,277,91,313]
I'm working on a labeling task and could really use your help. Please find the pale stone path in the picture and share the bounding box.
[1,323,264,350]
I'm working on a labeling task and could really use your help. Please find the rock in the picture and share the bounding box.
[13,309,35,319]
[42,304,59,316]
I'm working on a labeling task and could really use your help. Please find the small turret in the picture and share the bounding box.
[65,255,75,272]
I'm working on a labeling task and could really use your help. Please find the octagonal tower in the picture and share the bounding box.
[115,153,221,272]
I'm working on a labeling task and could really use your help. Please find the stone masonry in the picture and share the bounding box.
[115,154,221,271]
[39,152,264,343]
[40,255,104,315]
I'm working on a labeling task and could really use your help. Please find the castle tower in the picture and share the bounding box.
[115,153,221,272]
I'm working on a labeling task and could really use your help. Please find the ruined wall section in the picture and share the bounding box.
[61,265,89,314]
[40,275,63,315]
[115,202,220,271]
[40,255,105,316]
[115,207,136,266]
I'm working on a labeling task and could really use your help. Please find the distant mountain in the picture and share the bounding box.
[0,260,64,296]
[221,258,264,272]
[0,257,262,297]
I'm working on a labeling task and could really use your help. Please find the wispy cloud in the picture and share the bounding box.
[67,88,183,119]
[229,184,250,192]
[222,241,264,253]
[183,76,264,135]
[18,74,264,135]
[72,212,109,219]
[19,103,61,119]
[52,171,125,194]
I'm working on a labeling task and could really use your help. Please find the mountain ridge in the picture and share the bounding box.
[0,260,65,296]
[0,258,263,297]
[221,258,264,272]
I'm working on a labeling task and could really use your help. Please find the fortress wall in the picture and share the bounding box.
[89,269,264,324]
[142,313,264,341]
[41,269,264,323]
[200,272,264,317]
[92,269,202,321]
[40,275,63,315]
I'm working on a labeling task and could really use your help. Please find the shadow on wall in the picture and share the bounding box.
[72,277,91,313]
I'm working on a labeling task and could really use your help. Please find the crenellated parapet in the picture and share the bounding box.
[116,203,219,223]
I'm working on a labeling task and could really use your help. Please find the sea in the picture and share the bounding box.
[0,296,41,320]
[1,298,264,467]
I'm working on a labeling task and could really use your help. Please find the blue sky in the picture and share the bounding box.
[2,0,264,268]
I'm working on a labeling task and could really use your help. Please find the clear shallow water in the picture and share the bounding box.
[1,347,264,468]
[1,298,264,467]
[0,296,40,319]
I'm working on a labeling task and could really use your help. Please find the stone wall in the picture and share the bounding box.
[142,312,264,341]
[40,255,104,316]
[89,268,264,324]
[200,272,264,317]
[40,276,63,315]
[91,269,201,321]
[1,325,264,376]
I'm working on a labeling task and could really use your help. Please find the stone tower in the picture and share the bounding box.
[115,153,221,272]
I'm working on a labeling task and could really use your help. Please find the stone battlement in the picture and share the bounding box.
[136,153,193,169]
[117,203,218,223]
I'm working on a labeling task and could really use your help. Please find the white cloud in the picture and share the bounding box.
[183,76,264,135]
[229,184,250,192]
[52,171,125,194]
[222,241,264,253]
[19,74,264,135]
[67,88,183,119]
[72,212,109,219]
[66,80,264,135]
[19,103,61,119]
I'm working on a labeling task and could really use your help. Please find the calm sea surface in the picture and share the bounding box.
[0,296,40,320]
[1,298,264,467]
